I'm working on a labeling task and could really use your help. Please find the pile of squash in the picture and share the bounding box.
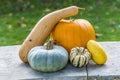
[19,6,107,72]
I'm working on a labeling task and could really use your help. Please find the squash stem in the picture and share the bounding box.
[46,40,54,50]
[78,48,85,55]
[78,7,85,11]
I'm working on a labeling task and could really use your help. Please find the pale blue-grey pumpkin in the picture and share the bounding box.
[28,41,68,72]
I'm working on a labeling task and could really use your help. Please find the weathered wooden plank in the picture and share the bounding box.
[0,45,87,80]
[1,42,120,80]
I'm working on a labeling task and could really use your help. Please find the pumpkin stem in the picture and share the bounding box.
[46,40,54,50]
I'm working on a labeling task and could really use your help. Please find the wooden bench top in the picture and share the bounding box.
[0,42,120,80]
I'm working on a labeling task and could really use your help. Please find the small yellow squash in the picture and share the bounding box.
[87,40,107,65]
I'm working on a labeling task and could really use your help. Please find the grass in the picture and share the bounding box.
[0,0,120,46]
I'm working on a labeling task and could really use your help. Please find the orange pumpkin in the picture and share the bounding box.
[51,19,96,52]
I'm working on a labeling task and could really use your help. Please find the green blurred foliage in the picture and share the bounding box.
[0,0,120,46]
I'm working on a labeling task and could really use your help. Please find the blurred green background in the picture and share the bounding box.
[0,0,120,46]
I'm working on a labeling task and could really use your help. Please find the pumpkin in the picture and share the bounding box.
[70,47,91,67]
[51,19,96,52]
[28,41,68,72]
[87,40,107,65]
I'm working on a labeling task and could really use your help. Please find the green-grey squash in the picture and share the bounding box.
[28,41,68,72]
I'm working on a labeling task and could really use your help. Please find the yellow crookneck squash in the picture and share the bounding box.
[51,19,96,52]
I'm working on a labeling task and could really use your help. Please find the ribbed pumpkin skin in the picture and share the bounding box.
[28,45,68,72]
[51,19,96,52]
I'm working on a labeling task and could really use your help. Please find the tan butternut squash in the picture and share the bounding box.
[19,6,81,62]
